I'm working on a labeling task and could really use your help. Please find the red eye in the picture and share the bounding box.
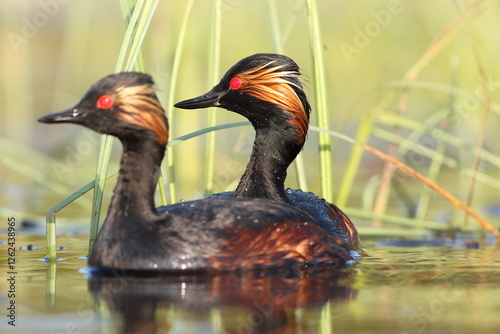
[97,95,114,109]
[230,77,242,90]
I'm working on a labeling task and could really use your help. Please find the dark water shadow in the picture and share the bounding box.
[88,267,357,333]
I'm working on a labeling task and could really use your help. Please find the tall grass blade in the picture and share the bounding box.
[265,0,282,53]
[306,0,333,201]
[167,0,195,203]
[46,262,56,309]
[319,302,332,334]
[169,122,250,146]
[88,137,114,253]
[121,0,168,206]
[204,0,222,196]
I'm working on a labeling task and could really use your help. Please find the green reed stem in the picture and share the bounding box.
[169,122,250,146]
[266,0,282,52]
[127,3,157,69]
[46,261,57,309]
[210,309,224,334]
[88,137,114,253]
[167,0,195,203]
[320,302,333,334]
[124,0,167,206]
[204,0,222,196]
[265,0,308,191]
[115,0,145,72]
[306,0,333,201]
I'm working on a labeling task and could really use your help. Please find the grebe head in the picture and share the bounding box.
[38,72,168,146]
[175,53,311,144]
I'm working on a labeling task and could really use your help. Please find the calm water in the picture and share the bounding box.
[1,233,500,334]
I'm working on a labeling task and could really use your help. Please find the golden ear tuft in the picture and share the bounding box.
[115,85,169,146]
[237,62,309,142]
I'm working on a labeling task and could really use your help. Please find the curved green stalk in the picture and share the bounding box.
[46,167,119,262]
[169,122,250,146]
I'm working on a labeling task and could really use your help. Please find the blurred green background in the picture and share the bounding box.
[1,0,499,234]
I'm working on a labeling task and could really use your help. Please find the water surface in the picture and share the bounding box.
[1,233,499,333]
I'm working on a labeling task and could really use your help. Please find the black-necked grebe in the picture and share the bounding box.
[39,72,353,271]
[175,53,360,248]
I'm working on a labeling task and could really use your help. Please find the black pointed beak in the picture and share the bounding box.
[174,89,223,109]
[38,107,84,124]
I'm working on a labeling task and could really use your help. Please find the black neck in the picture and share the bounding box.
[106,138,165,221]
[234,127,302,203]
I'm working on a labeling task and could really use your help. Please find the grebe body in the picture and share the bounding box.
[175,54,360,248]
[39,72,353,271]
